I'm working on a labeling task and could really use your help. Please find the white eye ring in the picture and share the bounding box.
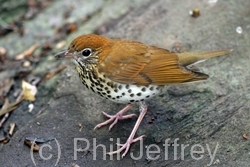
[81,48,92,57]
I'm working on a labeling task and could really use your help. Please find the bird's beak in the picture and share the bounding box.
[55,50,78,59]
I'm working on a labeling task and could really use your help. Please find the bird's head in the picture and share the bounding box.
[55,34,112,69]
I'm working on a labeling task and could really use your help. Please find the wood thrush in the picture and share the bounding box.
[55,34,232,157]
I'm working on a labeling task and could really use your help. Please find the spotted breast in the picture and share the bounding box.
[74,60,163,104]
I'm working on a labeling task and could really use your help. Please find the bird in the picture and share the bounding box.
[55,34,232,158]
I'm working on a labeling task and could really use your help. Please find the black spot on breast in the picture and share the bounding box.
[92,72,98,80]
[130,100,135,103]
[114,89,118,93]
[90,87,95,92]
[146,95,150,98]
[85,85,89,89]
[107,90,111,94]
[130,94,134,97]
[122,92,125,96]
[141,87,146,92]
[137,93,141,96]
[126,84,130,89]
[97,88,102,91]
[118,85,122,90]
[89,74,95,83]
[107,95,111,98]
[150,86,154,91]
[111,84,116,89]
[128,89,132,93]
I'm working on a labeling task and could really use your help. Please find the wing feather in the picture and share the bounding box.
[98,40,208,85]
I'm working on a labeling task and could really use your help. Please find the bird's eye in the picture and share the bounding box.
[81,48,92,57]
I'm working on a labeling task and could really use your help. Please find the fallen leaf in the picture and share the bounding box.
[243,133,248,139]
[0,98,19,118]
[22,80,37,101]
[24,139,39,151]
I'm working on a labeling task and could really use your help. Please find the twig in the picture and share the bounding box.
[15,44,39,60]
[9,123,15,136]
[41,64,67,83]
[0,113,9,128]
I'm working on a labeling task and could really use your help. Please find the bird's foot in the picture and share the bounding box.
[108,135,146,158]
[108,102,148,157]
[94,104,135,130]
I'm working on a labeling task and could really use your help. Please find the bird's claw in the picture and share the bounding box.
[94,111,137,130]
[107,135,146,158]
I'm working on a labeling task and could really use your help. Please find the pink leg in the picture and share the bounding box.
[94,104,136,131]
[107,102,147,158]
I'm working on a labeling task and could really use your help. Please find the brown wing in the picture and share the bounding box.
[98,39,208,85]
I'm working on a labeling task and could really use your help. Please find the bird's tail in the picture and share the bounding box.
[177,49,233,67]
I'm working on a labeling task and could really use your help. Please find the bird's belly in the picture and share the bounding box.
[79,73,163,104]
[105,84,163,104]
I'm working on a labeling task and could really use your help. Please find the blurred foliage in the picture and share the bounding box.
[0,0,28,22]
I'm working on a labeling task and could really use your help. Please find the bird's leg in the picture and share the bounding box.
[94,104,136,130]
[107,101,147,158]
